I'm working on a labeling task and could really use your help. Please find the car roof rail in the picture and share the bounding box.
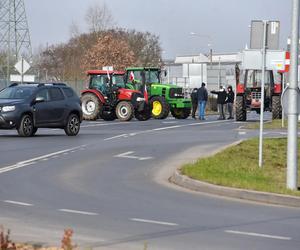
[9,82,19,87]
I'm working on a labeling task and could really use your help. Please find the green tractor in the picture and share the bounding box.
[125,67,192,119]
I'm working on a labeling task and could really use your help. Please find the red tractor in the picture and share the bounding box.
[235,64,283,121]
[81,70,150,121]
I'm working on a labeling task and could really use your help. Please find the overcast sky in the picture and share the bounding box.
[25,0,291,59]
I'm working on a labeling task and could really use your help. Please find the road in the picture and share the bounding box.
[0,114,299,250]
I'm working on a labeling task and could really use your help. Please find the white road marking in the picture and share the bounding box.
[104,134,128,141]
[104,120,230,141]
[239,131,247,135]
[59,209,98,216]
[225,230,291,241]
[115,151,153,161]
[4,200,33,207]
[0,145,86,174]
[81,122,132,128]
[130,218,178,226]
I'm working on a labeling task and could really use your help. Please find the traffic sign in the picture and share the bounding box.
[14,58,31,75]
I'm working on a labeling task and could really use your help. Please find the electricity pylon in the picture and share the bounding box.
[0,0,32,82]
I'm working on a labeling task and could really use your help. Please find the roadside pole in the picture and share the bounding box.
[282,73,285,128]
[287,0,299,190]
[258,20,267,168]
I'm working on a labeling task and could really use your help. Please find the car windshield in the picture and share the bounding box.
[0,86,35,99]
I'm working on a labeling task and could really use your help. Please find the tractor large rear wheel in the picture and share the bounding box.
[135,106,151,121]
[272,95,282,120]
[100,111,117,121]
[236,95,246,121]
[150,96,170,119]
[81,93,101,120]
[116,101,134,121]
[171,108,191,119]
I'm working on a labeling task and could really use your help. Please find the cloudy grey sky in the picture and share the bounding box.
[25,0,291,58]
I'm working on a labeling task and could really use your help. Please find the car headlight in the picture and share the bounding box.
[136,97,145,102]
[2,105,16,112]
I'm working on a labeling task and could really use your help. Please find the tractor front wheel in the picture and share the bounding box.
[116,101,134,121]
[81,93,101,120]
[236,95,246,121]
[150,96,170,119]
[171,108,191,119]
[272,95,282,120]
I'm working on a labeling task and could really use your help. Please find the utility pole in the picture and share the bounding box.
[0,0,32,84]
[287,0,299,190]
[258,20,268,168]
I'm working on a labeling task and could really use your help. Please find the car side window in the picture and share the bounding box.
[35,89,50,101]
[49,88,64,101]
[62,87,75,98]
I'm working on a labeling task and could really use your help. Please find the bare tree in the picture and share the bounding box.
[85,2,115,33]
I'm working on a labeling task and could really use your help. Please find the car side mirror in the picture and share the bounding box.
[34,96,45,104]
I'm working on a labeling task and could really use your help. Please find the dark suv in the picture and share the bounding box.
[0,83,82,137]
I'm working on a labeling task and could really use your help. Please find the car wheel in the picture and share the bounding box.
[64,113,80,136]
[17,114,35,137]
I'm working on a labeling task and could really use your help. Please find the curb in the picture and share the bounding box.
[170,170,300,208]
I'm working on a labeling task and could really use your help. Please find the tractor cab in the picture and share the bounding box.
[87,70,125,95]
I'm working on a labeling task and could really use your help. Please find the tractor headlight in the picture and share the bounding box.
[136,97,145,102]
[2,105,16,112]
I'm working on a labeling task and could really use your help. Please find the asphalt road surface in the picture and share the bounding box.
[0,113,299,250]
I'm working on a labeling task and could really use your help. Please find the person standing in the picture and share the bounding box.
[211,86,227,120]
[226,86,235,119]
[191,88,198,119]
[197,82,208,120]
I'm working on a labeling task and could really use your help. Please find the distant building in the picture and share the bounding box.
[164,52,242,91]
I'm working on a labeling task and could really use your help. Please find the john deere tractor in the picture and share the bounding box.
[125,67,191,119]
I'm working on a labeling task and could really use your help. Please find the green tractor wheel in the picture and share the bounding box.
[150,96,170,119]
[171,108,191,119]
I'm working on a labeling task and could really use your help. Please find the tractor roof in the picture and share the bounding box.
[87,70,125,75]
[125,67,160,71]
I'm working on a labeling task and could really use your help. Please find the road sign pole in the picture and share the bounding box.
[258,20,268,168]
[287,0,299,190]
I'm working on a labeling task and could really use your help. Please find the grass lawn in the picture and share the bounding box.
[181,138,300,196]
[244,119,300,129]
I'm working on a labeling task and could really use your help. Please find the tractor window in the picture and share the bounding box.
[113,75,125,88]
[246,70,271,88]
[90,75,109,94]
[146,71,160,83]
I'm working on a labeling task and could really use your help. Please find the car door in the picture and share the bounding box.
[48,87,67,124]
[33,88,53,125]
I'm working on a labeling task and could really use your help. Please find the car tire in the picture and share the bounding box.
[17,114,35,137]
[64,113,80,136]
[81,93,101,120]
[115,101,134,121]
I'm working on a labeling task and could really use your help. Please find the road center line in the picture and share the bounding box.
[104,120,230,141]
[58,209,99,216]
[130,218,178,226]
[225,230,291,241]
[4,200,33,206]
[0,145,86,174]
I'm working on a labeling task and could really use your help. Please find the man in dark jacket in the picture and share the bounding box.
[226,86,235,119]
[211,86,227,120]
[191,88,198,119]
[197,82,208,120]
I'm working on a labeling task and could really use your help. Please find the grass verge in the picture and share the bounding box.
[244,119,300,129]
[181,138,300,196]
